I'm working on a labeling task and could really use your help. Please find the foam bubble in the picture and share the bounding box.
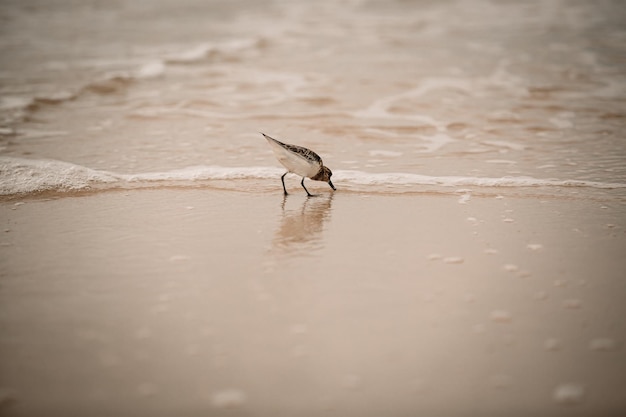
[490,310,513,323]
[544,338,562,351]
[458,193,471,204]
[563,299,582,309]
[211,389,247,408]
[166,38,261,64]
[169,255,191,262]
[369,150,403,157]
[443,257,464,264]
[136,61,166,78]
[553,383,584,405]
[589,338,617,351]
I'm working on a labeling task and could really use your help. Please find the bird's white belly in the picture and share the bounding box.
[270,142,320,177]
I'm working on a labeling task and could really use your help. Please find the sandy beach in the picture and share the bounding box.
[1,187,625,416]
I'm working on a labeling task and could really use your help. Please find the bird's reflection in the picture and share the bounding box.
[271,193,334,255]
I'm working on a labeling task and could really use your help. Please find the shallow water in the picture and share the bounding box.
[1,0,626,198]
[1,0,626,415]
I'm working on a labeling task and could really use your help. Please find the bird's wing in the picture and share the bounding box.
[282,143,323,165]
[264,134,323,176]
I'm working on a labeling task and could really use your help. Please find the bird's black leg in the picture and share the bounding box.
[281,172,289,195]
[301,177,313,197]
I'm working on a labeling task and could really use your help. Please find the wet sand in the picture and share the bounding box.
[1,188,625,416]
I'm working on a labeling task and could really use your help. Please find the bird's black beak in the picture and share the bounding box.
[328,180,336,191]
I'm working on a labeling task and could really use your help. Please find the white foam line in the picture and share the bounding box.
[0,38,264,121]
[415,133,455,153]
[350,71,532,128]
[0,157,118,195]
[129,106,350,120]
[2,157,625,196]
[122,166,282,182]
[334,170,626,189]
[164,38,261,64]
[482,140,526,151]
[350,77,474,129]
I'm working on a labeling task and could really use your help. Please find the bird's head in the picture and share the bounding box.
[320,166,336,190]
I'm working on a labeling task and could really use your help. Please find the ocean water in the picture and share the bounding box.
[1,0,625,201]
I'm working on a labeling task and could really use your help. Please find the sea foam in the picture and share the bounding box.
[0,157,119,195]
[333,170,626,189]
[2,156,625,196]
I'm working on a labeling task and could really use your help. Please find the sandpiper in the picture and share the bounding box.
[262,133,335,196]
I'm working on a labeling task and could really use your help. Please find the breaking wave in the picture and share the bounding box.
[2,157,625,197]
[0,38,265,123]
